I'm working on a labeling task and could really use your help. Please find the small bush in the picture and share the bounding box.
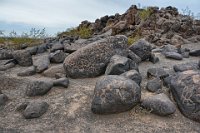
[59,26,92,39]
[128,35,141,45]
[139,8,152,21]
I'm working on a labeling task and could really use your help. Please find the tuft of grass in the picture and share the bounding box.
[139,8,152,21]
[128,35,141,45]
[59,26,92,39]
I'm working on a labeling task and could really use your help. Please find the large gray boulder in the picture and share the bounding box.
[91,75,141,114]
[105,55,138,75]
[129,39,152,61]
[63,35,129,78]
[13,50,33,66]
[169,70,200,122]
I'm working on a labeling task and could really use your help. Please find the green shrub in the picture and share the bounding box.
[128,35,141,45]
[139,8,152,21]
[59,26,92,39]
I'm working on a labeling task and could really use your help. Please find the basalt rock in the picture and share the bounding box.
[63,35,129,78]
[13,50,33,66]
[105,55,138,75]
[91,75,141,114]
[169,70,200,122]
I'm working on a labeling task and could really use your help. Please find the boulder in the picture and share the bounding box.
[13,50,33,66]
[91,75,141,114]
[164,52,183,60]
[147,67,169,79]
[63,35,129,78]
[42,64,65,78]
[169,70,200,122]
[50,43,64,52]
[141,93,176,116]
[146,78,162,92]
[0,62,15,71]
[189,49,200,56]
[173,62,200,72]
[0,94,8,106]
[26,46,38,55]
[0,49,13,60]
[49,50,68,63]
[129,39,152,61]
[17,66,36,76]
[34,55,50,73]
[105,55,138,75]
[161,44,178,54]
[127,50,141,64]
[22,101,49,119]
[26,80,53,97]
[120,70,142,85]
[37,44,47,54]
[53,77,69,88]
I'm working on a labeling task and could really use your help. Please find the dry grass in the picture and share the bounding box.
[0,37,43,49]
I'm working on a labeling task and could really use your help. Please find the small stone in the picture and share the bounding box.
[55,73,65,79]
[120,70,142,85]
[0,94,8,106]
[26,46,38,55]
[165,52,183,60]
[127,50,141,64]
[147,68,169,79]
[105,55,138,75]
[53,78,69,88]
[141,93,176,116]
[17,66,36,76]
[26,80,53,97]
[49,50,68,63]
[34,55,50,73]
[50,43,64,52]
[173,62,199,72]
[23,101,49,119]
[146,78,162,92]
[37,44,47,54]
[189,49,200,56]
[149,53,159,64]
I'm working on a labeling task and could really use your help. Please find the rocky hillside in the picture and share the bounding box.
[0,5,200,133]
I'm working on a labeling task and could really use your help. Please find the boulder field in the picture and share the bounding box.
[0,5,200,133]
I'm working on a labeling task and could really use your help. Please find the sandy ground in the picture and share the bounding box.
[0,43,200,133]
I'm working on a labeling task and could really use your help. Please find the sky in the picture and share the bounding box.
[0,0,200,35]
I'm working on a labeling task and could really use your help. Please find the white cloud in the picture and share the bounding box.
[0,0,131,28]
[0,0,199,34]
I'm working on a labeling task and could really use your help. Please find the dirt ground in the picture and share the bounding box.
[0,43,200,133]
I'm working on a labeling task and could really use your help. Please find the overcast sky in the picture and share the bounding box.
[0,0,199,35]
